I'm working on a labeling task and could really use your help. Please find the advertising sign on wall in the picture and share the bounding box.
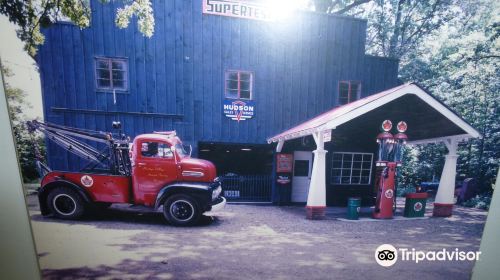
[223,99,255,122]
[202,0,271,21]
[276,153,293,173]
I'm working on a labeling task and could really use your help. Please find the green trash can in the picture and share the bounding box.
[347,197,361,220]
[404,192,428,217]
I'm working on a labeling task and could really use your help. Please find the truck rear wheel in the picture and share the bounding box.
[163,194,201,226]
[47,187,86,220]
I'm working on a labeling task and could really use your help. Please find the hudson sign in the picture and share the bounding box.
[202,0,272,21]
[223,100,255,122]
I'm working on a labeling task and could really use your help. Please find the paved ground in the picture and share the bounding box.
[26,194,487,280]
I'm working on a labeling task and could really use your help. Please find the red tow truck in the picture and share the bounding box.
[27,120,225,226]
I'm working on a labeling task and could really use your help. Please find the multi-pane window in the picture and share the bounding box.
[331,152,373,185]
[95,57,128,91]
[225,70,253,99]
[339,81,361,105]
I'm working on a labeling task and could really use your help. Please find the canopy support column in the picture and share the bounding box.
[306,131,328,219]
[433,138,459,217]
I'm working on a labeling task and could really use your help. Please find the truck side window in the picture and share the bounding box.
[140,142,173,158]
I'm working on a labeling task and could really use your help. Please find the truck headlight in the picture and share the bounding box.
[212,185,222,200]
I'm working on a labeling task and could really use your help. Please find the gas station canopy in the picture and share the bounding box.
[267,83,481,147]
[267,83,481,219]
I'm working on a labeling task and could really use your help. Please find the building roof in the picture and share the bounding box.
[267,83,481,145]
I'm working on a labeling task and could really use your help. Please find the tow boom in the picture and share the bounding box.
[27,120,132,176]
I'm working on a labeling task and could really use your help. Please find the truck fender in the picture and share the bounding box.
[154,183,211,210]
[38,180,93,216]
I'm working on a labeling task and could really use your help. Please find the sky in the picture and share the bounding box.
[0,15,43,119]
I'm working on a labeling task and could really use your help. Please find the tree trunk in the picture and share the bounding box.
[388,0,406,58]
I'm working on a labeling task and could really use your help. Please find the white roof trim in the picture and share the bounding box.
[320,84,480,138]
[268,83,481,144]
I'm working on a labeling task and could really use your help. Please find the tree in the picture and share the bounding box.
[395,0,499,193]
[2,65,46,182]
[312,0,461,60]
[311,0,371,14]
[314,0,499,192]
[0,0,155,57]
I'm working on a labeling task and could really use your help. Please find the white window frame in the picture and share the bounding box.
[331,152,373,185]
[95,57,128,92]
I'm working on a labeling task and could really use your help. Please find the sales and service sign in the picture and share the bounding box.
[223,99,255,122]
[202,0,271,21]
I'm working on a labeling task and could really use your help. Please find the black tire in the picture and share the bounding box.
[163,194,201,226]
[47,187,86,220]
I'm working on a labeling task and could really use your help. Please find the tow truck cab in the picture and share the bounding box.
[131,133,217,205]
[37,130,225,226]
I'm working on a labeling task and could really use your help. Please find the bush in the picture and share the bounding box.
[459,194,492,210]
[396,185,416,197]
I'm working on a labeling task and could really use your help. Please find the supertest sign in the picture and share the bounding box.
[202,0,271,21]
[223,99,255,122]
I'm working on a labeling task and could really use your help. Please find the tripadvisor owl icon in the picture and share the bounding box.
[375,244,398,267]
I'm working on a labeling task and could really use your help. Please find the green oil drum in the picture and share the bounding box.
[347,197,361,220]
[404,192,428,217]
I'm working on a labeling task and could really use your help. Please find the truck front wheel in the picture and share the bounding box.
[163,194,201,226]
[47,187,86,220]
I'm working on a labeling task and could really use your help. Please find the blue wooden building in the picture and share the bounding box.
[37,0,399,204]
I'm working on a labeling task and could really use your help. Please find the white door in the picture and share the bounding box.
[291,151,313,202]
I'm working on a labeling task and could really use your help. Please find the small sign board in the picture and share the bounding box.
[276,153,293,173]
[202,0,271,21]
[224,190,240,198]
[223,99,255,122]
[323,130,332,142]
[277,175,291,184]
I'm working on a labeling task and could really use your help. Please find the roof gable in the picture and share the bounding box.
[267,83,481,144]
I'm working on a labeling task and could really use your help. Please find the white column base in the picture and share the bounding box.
[434,138,459,217]
[305,131,328,220]
[306,150,327,207]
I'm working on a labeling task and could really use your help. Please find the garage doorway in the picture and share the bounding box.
[198,142,273,202]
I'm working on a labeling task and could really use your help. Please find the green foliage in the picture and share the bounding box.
[400,0,499,193]
[115,0,154,37]
[459,193,492,210]
[312,0,461,59]
[398,144,446,187]
[2,65,45,182]
[314,0,499,192]
[311,0,371,14]
[0,0,154,57]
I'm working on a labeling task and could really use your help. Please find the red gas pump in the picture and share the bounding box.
[373,120,408,219]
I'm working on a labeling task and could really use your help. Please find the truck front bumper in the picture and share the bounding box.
[206,196,226,214]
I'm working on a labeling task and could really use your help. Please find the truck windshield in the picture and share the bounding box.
[175,143,190,158]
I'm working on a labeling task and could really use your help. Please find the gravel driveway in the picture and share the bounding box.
[26,194,487,280]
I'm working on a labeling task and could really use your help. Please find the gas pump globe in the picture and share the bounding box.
[373,120,408,219]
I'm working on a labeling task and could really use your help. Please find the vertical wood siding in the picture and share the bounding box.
[38,0,399,170]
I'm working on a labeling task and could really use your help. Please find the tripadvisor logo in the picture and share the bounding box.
[375,244,481,267]
[375,244,398,267]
